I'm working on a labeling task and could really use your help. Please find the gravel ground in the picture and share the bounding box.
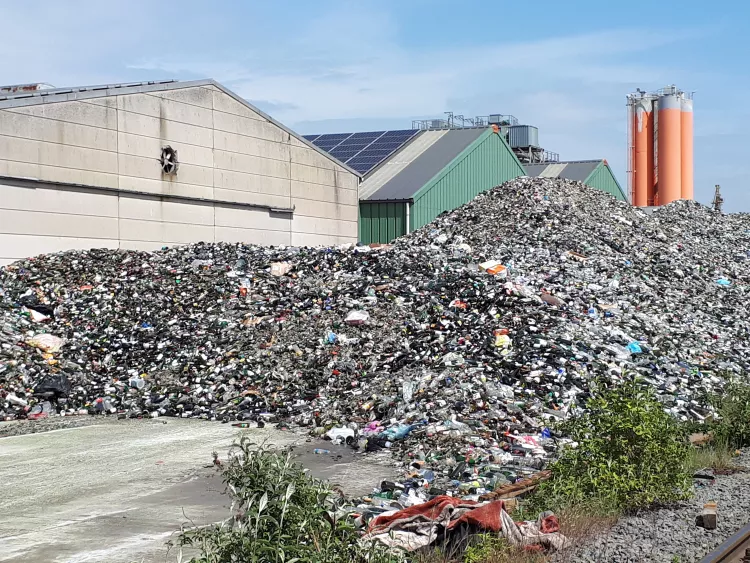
[0,415,116,438]
[556,450,750,563]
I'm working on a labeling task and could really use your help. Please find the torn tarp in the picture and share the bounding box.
[362,496,568,552]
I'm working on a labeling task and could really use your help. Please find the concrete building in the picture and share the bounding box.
[0,80,360,266]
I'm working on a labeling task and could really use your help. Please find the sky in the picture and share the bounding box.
[1,0,747,210]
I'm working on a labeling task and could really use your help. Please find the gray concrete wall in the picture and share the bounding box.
[0,84,358,265]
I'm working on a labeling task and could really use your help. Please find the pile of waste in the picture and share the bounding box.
[2,177,750,503]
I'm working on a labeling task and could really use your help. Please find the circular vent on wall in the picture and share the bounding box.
[160,146,179,175]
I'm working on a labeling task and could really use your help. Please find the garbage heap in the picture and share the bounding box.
[2,177,750,486]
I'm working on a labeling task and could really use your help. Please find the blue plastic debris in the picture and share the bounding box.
[627,341,643,354]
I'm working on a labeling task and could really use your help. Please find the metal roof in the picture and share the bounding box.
[523,160,602,182]
[359,130,446,200]
[0,80,179,103]
[364,127,486,201]
[0,79,361,178]
[0,82,56,95]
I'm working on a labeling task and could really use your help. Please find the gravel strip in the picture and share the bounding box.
[1,414,128,438]
[557,451,750,562]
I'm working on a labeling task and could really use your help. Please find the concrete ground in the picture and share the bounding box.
[0,418,395,563]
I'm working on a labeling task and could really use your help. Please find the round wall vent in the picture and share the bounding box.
[159,146,179,175]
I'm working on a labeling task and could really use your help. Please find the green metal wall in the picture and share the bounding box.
[358,201,408,244]
[409,130,526,231]
[584,163,627,201]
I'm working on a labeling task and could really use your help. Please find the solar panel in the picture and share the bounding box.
[368,141,403,151]
[358,149,392,158]
[305,129,421,175]
[351,131,386,139]
[329,149,360,160]
[349,162,372,174]
[333,142,369,151]
[316,133,352,142]
[380,129,416,138]
[348,156,383,165]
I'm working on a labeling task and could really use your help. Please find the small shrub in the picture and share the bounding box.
[686,440,737,472]
[711,380,750,448]
[461,534,546,563]
[463,535,509,563]
[532,378,692,511]
[177,437,401,563]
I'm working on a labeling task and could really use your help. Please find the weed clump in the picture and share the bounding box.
[178,437,402,563]
[711,380,750,448]
[531,379,692,512]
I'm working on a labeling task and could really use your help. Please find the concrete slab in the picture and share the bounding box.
[0,419,395,563]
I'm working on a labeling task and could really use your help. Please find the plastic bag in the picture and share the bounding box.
[26,334,64,353]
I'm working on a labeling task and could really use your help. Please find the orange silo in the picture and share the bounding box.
[633,97,655,207]
[680,97,694,200]
[657,93,682,204]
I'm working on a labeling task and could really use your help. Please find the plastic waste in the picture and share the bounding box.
[27,401,52,420]
[128,376,146,390]
[627,341,643,354]
[270,262,292,277]
[326,426,356,445]
[479,260,508,277]
[26,334,64,353]
[381,423,420,441]
[345,310,370,325]
[33,374,72,398]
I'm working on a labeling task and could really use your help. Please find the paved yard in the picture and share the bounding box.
[0,419,393,563]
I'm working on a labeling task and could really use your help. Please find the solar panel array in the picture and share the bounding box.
[303,129,420,175]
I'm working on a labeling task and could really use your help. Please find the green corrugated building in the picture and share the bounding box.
[305,126,628,244]
[358,127,525,244]
[523,160,626,201]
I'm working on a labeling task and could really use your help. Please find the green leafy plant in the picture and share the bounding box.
[177,437,401,563]
[711,380,750,448]
[463,535,509,563]
[686,440,737,472]
[531,378,692,511]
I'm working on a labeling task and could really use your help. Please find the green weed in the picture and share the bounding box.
[711,380,750,448]
[686,439,738,472]
[176,437,402,563]
[529,378,692,512]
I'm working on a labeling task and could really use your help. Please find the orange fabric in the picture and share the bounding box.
[540,513,560,534]
[369,496,471,532]
[446,499,505,531]
[368,496,510,534]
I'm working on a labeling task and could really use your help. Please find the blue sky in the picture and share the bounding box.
[2,1,747,210]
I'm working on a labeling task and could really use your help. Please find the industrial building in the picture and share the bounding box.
[627,85,694,207]
[0,80,360,266]
[306,114,625,244]
[524,160,626,201]
[349,127,524,244]
[0,79,632,259]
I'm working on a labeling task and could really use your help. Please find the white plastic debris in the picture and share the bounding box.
[26,334,64,353]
